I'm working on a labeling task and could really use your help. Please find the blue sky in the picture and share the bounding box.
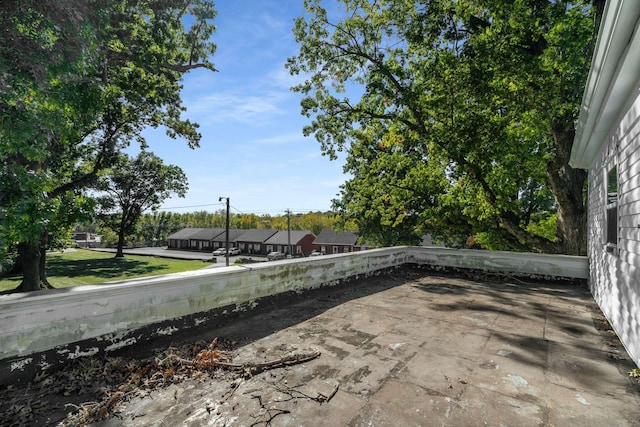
[141,0,347,216]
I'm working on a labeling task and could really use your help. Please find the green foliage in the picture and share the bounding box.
[288,0,595,253]
[526,214,558,243]
[99,227,119,248]
[0,0,217,289]
[96,151,188,256]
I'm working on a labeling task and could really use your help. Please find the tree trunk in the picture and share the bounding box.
[16,241,41,292]
[115,217,126,258]
[548,127,588,255]
[38,231,54,289]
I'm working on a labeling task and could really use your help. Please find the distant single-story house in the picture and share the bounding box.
[235,229,279,255]
[188,228,225,251]
[312,230,359,254]
[74,232,101,248]
[264,230,316,256]
[167,228,206,249]
[569,0,640,366]
[211,228,246,250]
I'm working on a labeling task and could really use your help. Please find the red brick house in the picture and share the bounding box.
[312,230,359,254]
[264,230,316,256]
[167,228,206,249]
[235,229,279,254]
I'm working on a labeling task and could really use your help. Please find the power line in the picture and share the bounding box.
[153,203,225,211]
[229,208,333,215]
[151,203,332,215]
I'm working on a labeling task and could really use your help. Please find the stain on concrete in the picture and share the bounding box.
[505,374,528,388]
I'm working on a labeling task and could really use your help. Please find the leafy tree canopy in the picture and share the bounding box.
[287,0,600,254]
[0,0,217,290]
[96,151,188,257]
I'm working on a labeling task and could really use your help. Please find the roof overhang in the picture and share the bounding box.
[570,0,640,169]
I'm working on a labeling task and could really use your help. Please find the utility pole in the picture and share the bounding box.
[219,196,230,266]
[286,209,292,258]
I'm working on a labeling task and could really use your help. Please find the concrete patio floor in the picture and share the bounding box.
[97,267,640,426]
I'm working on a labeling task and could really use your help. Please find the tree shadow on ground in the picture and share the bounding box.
[2,265,637,426]
[411,271,590,316]
[0,256,166,295]
[46,256,160,279]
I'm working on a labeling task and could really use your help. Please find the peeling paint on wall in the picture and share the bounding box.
[10,358,32,372]
[194,317,208,326]
[155,326,178,336]
[61,346,99,360]
[105,337,137,353]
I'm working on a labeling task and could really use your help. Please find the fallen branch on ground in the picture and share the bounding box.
[158,348,322,378]
[57,339,320,426]
[270,381,339,404]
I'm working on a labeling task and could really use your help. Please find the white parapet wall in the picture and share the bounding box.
[0,247,588,382]
[0,248,406,363]
[408,247,589,279]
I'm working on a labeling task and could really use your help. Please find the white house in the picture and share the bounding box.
[570,0,640,366]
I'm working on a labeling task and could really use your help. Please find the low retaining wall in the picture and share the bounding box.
[0,247,588,385]
[408,247,589,279]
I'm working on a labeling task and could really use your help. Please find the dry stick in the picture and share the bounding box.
[248,408,291,427]
[68,349,321,426]
[158,350,322,378]
[325,383,339,403]
[221,350,322,378]
[249,394,292,427]
[221,379,244,402]
[269,380,338,404]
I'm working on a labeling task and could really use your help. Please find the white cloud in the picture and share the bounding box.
[267,66,308,91]
[186,91,286,125]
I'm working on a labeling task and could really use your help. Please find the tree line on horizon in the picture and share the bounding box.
[78,210,347,248]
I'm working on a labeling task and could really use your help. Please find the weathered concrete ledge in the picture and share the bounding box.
[0,247,588,385]
[408,247,589,279]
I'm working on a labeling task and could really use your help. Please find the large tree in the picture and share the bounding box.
[0,0,217,291]
[96,151,188,257]
[287,0,602,254]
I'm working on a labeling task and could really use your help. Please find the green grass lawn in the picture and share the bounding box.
[0,249,212,292]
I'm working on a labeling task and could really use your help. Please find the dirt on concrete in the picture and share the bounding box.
[1,266,639,426]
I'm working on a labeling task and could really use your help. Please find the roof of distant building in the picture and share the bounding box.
[189,228,225,240]
[264,230,314,245]
[235,229,279,243]
[167,228,207,240]
[211,229,246,242]
[313,229,358,245]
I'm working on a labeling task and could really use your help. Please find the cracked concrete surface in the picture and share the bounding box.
[97,268,640,426]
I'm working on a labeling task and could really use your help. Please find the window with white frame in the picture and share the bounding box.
[605,163,618,250]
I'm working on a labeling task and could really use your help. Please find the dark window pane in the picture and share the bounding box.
[606,166,618,246]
